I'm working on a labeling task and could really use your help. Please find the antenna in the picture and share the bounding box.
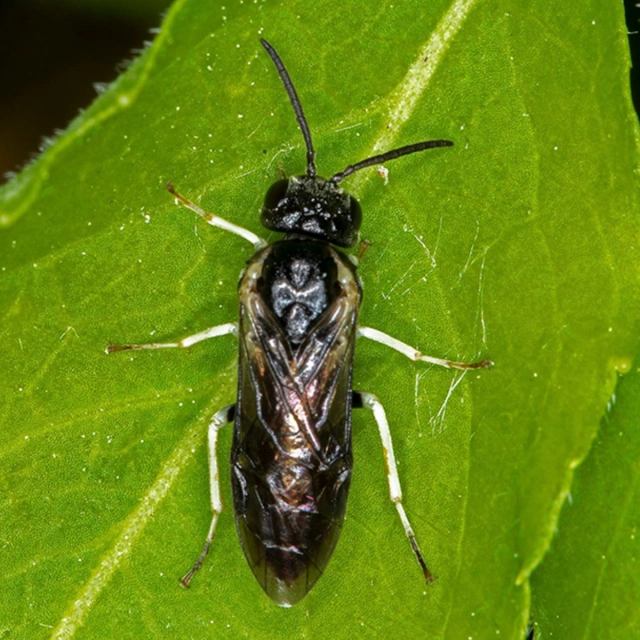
[261,39,317,178]
[330,139,454,184]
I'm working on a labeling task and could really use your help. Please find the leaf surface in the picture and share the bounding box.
[530,354,640,640]
[0,0,638,638]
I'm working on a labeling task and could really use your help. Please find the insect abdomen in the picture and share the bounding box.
[232,422,352,606]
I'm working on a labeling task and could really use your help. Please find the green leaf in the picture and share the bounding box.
[1,0,638,638]
[530,354,640,639]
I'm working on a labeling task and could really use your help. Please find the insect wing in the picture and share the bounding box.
[231,250,360,605]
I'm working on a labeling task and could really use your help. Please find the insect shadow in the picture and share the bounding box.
[107,38,492,607]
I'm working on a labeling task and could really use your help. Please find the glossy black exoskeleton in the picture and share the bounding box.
[107,38,491,607]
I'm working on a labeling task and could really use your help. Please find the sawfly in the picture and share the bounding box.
[107,38,492,607]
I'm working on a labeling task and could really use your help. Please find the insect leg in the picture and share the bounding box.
[353,390,434,583]
[167,182,267,250]
[181,403,236,588]
[106,322,237,353]
[357,326,492,370]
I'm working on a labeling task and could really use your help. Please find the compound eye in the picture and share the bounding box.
[263,179,290,211]
[349,196,362,233]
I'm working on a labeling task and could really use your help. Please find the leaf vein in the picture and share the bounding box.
[49,404,212,639]
[350,0,480,195]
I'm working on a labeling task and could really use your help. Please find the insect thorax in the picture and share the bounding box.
[260,240,346,343]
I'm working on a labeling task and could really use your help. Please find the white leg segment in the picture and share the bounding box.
[106,322,237,354]
[357,326,492,370]
[357,391,434,582]
[181,403,235,588]
[167,182,267,250]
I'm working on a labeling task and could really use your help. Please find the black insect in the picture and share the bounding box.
[107,38,491,607]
